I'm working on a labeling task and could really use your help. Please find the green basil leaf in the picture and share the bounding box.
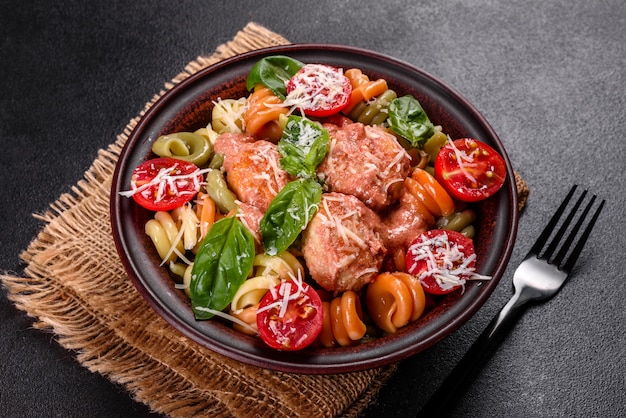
[388,95,435,148]
[261,178,322,256]
[278,115,330,178]
[245,55,304,100]
[190,216,255,320]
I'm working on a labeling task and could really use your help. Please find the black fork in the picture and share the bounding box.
[417,185,605,417]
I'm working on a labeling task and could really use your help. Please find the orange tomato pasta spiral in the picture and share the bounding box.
[342,68,389,114]
[243,85,289,141]
[366,272,426,334]
[318,291,367,347]
[194,192,217,242]
[405,168,477,237]
[405,167,456,218]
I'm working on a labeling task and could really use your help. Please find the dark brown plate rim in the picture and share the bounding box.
[110,44,519,374]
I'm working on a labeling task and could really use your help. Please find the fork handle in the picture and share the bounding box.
[416,293,528,417]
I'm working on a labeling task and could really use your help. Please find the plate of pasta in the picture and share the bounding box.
[111,44,519,374]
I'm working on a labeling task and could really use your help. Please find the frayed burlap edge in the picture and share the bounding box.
[0,22,400,418]
[1,21,529,418]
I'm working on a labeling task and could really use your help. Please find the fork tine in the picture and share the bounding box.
[528,185,577,256]
[551,194,595,267]
[561,197,605,273]
[542,189,587,261]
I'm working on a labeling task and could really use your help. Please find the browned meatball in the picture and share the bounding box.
[381,181,435,263]
[302,192,387,292]
[236,201,264,246]
[318,122,411,211]
[212,132,255,156]
[214,133,291,212]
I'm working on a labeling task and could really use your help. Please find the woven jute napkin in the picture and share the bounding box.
[1,22,529,418]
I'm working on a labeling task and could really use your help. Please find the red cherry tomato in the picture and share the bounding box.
[285,64,352,117]
[405,229,476,295]
[256,279,323,351]
[434,138,506,202]
[127,157,203,211]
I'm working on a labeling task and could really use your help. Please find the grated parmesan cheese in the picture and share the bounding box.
[194,306,257,334]
[448,137,478,185]
[407,231,490,291]
[283,64,348,113]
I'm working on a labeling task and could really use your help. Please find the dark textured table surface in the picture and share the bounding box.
[2,1,625,417]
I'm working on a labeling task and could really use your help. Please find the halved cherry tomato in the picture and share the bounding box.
[405,229,476,295]
[256,279,323,351]
[285,64,352,117]
[127,157,203,211]
[434,138,506,202]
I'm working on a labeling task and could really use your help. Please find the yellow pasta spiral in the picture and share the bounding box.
[146,196,221,279]
[252,251,304,281]
[227,252,304,335]
[211,98,246,134]
[145,211,184,264]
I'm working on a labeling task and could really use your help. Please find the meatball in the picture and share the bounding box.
[318,122,411,211]
[381,182,435,257]
[302,192,387,292]
[214,133,291,212]
[236,201,264,246]
[213,132,255,156]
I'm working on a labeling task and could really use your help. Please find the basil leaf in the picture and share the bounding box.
[261,178,322,256]
[388,95,435,148]
[246,55,304,100]
[278,115,330,178]
[190,216,255,320]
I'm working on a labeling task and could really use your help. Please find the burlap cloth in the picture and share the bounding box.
[1,22,529,418]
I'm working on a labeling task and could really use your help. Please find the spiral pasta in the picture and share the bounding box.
[146,195,221,278]
[228,252,304,335]
[194,125,220,145]
[405,168,476,237]
[182,263,193,297]
[405,168,455,218]
[145,218,177,264]
[204,169,238,213]
[171,204,201,251]
[151,132,213,166]
[345,89,398,126]
[252,251,304,281]
[195,192,216,241]
[145,213,187,280]
[436,208,477,238]
[318,291,367,347]
[211,98,246,134]
[230,275,281,312]
[366,272,426,334]
[342,68,389,114]
[244,85,289,140]
[421,127,448,163]
[230,305,259,335]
